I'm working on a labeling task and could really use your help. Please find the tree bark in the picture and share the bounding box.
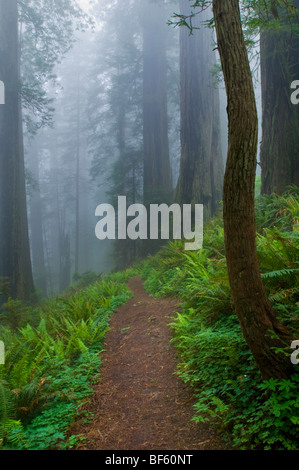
[75,67,81,275]
[176,1,223,218]
[28,139,47,297]
[260,1,299,194]
[59,211,71,293]
[212,0,294,380]
[142,0,172,207]
[0,0,34,304]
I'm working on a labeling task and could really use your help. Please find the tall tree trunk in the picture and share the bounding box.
[142,0,172,207]
[0,0,34,304]
[176,1,223,218]
[260,1,299,194]
[59,211,71,293]
[75,68,81,275]
[28,139,47,297]
[212,0,294,380]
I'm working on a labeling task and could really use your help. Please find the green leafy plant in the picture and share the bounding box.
[0,272,133,449]
[141,189,299,450]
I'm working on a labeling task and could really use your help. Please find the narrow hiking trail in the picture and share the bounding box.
[72,276,231,451]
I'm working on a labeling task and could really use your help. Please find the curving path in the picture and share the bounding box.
[71,276,231,450]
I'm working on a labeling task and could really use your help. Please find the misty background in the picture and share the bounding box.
[23,0,262,298]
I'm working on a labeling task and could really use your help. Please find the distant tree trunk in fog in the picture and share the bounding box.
[59,212,71,292]
[176,1,223,218]
[0,0,34,304]
[260,2,299,194]
[142,0,172,207]
[213,0,294,380]
[75,68,81,275]
[28,140,47,297]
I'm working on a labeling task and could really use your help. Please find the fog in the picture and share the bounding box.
[1,0,262,299]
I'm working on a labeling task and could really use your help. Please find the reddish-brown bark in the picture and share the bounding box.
[212,0,294,380]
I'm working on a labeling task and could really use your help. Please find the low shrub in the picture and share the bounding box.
[141,189,299,450]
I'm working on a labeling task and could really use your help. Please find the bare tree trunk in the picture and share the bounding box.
[176,1,223,218]
[28,139,47,296]
[0,0,34,304]
[142,0,172,207]
[59,211,71,293]
[75,68,81,275]
[212,0,294,380]
[260,2,299,194]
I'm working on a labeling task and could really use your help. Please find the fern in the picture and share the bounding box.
[262,268,299,280]
[142,188,299,450]
[0,380,17,447]
[0,271,133,449]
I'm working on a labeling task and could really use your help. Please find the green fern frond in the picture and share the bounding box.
[262,268,299,279]
[0,380,16,446]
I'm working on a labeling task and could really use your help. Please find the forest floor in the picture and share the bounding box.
[71,275,232,451]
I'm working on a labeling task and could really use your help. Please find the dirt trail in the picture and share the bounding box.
[73,276,230,450]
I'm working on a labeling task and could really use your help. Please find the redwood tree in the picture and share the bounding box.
[27,138,47,297]
[259,0,299,194]
[0,0,34,304]
[140,0,173,255]
[142,0,172,207]
[176,0,223,218]
[212,0,294,379]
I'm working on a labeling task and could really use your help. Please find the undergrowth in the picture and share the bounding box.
[0,188,298,451]
[0,267,137,450]
[141,187,299,450]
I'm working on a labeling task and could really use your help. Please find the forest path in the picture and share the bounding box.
[72,275,231,450]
